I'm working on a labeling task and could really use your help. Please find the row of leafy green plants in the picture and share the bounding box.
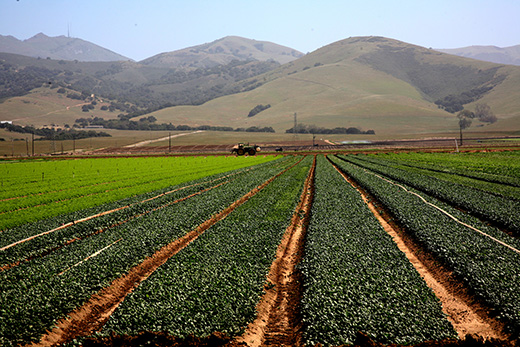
[371,151,520,186]
[299,155,456,346]
[98,155,313,338]
[364,152,520,200]
[0,158,292,267]
[0,156,276,230]
[1,156,259,196]
[0,156,298,346]
[339,154,520,235]
[330,155,520,339]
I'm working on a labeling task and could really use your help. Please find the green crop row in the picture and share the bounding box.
[0,156,278,230]
[100,155,313,338]
[364,153,520,199]
[0,156,297,346]
[330,155,520,338]
[339,154,520,235]
[0,159,289,267]
[299,156,456,346]
[370,151,520,184]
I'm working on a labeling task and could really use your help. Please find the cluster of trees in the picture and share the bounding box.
[157,60,277,86]
[74,116,275,133]
[456,103,497,145]
[247,104,271,117]
[0,54,278,120]
[0,62,56,99]
[0,122,111,140]
[435,86,494,113]
[286,124,375,135]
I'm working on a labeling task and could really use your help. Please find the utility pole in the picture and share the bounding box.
[169,132,171,153]
[31,132,34,156]
[293,112,298,141]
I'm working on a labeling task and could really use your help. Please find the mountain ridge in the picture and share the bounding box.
[146,36,520,135]
[139,35,304,68]
[1,36,519,138]
[0,33,131,62]
[437,44,520,66]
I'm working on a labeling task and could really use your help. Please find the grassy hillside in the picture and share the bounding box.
[0,51,281,112]
[2,36,519,142]
[148,37,520,137]
[0,86,120,127]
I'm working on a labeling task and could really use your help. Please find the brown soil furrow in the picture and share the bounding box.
[329,158,511,341]
[32,159,300,347]
[368,170,520,253]
[239,155,315,347]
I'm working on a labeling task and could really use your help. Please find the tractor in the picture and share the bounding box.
[231,143,260,156]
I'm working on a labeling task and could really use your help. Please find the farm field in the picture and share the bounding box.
[0,151,519,346]
[0,155,276,231]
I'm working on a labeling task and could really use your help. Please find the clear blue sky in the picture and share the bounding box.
[1,0,519,61]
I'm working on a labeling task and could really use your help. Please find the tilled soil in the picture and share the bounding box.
[79,330,514,347]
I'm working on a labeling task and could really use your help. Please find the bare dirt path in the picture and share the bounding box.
[329,158,511,341]
[123,131,203,148]
[32,158,302,346]
[238,155,315,347]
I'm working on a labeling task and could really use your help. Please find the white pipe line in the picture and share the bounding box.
[366,169,520,255]
[1,169,249,252]
[58,238,122,276]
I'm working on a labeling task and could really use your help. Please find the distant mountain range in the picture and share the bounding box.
[0,33,303,68]
[2,32,518,68]
[0,33,131,62]
[144,36,520,135]
[437,45,520,66]
[1,34,519,137]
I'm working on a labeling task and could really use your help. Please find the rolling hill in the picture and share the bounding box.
[148,36,520,137]
[437,45,520,66]
[0,36,303,116]
[140,36,304,68]
[1,36,519,140]
[0,33,131,62]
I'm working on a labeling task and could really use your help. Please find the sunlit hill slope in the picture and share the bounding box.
[149,36,520,137]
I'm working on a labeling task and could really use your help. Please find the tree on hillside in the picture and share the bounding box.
[457,109,475,146]
[474,103,497,124]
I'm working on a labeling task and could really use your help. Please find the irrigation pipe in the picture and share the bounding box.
[0,168,251,252]
[58,238,122,276]
[367,170,520,255]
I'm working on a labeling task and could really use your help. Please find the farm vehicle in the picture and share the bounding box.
[231,143,260,156]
